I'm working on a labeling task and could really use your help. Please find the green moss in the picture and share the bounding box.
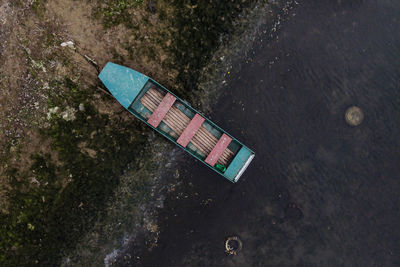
[32,0,47,17]
[0,77,149,265]
[93,0,144,28]
[1,154,59,265]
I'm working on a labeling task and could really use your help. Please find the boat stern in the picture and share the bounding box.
[224,146,255,182]
[98,62,149,108]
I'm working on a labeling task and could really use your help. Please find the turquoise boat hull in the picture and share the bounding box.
[99,62,254,182]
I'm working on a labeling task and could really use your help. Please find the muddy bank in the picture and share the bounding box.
[0,0,280,265]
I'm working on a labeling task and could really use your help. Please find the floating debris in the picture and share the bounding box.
[345,106,364,126]
[225,236,243,255]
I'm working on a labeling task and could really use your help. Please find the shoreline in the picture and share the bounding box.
[120,0,293,265]
[0,0,283,265]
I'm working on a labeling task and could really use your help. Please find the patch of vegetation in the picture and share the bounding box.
[93,0,144,28]
[32,0,47,17]
[9,0,24,7]
[0,78,149,265]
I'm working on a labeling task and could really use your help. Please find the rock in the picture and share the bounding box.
[79,103,85,111]
[61,106,77,121]
[60,41,75,50]
[47,106,60,119]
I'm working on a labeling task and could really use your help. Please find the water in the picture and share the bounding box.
[129,0,400,266]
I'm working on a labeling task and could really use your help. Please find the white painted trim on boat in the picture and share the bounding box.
[233,154,255,182]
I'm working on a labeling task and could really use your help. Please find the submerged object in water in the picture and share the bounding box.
[225,236,243,255]
[98,62,255,182]
[345,106,364,126]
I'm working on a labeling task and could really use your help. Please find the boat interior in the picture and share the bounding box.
[128,80,242,170]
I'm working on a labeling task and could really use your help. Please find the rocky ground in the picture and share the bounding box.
[0,0,280,265]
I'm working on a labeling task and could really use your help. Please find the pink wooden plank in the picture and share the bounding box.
[205,133,232,166]
[177,114,205,147]
[147,93,176,128]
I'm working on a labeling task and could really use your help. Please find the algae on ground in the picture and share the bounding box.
[1,75,149,265]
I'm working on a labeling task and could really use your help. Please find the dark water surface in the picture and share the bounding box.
[136,0,400,266]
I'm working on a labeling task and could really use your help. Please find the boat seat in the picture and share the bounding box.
[147,92,176,128]
[177,114,205,147]
[205,133,232,166]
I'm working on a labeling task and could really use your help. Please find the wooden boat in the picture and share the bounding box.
[98,62,255,182]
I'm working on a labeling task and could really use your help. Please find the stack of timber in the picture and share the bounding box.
[141,88,234,166]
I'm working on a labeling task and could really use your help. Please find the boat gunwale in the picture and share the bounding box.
[100,64,255,182]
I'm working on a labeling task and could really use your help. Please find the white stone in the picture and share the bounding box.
[60,41,76,50]
[79,103,85,111]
